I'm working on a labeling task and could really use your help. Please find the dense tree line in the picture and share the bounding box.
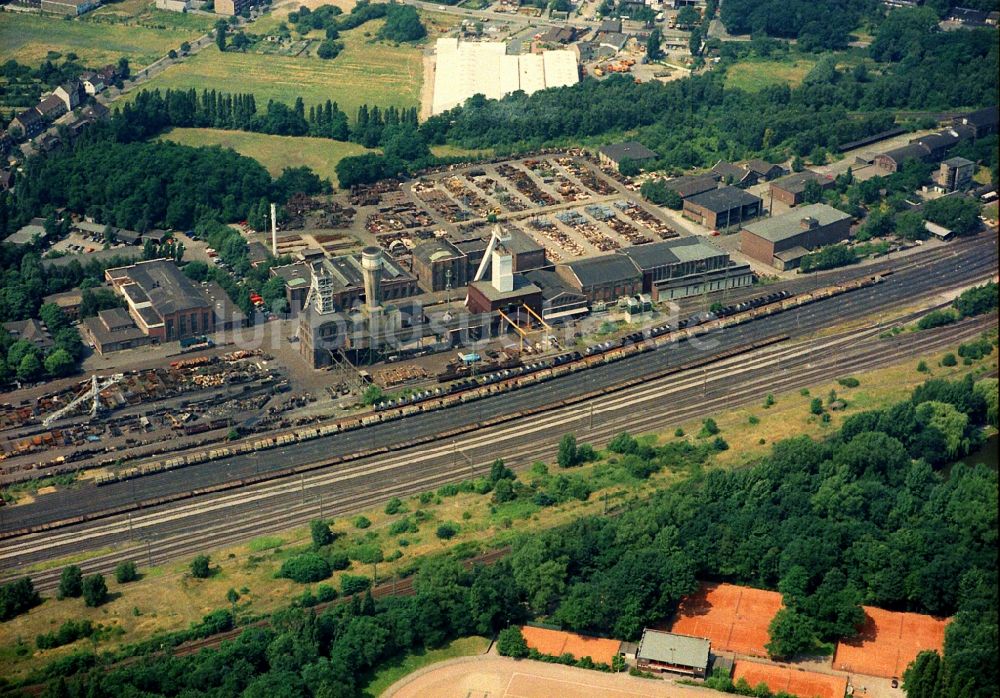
[116,88,353,142]
[12,138,270,232]
[113,88,421,148]
[720,0,878,49]
[18,375,996,697]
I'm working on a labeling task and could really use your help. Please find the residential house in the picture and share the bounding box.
[2,319,53,351]
[36,94,68,122]
[9,108,45,140]
[54,81,83,111]
[80,71,106,95]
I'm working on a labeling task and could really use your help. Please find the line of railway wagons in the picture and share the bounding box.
[91,275,885,488]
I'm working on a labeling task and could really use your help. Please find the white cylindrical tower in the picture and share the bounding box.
[361,246,384,310]
[270,203,278,256]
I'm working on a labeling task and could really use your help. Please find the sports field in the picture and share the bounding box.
[388,656,717,698]
[0,11,203,68]
[520,626,620,665]
[159,128,371,184]
[733,661,848,698]
[123,22,421,119]
[669,583,783,657]
[833,607,950,678]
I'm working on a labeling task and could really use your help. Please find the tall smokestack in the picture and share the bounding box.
[270,203,277,256]
[361,246,383,311]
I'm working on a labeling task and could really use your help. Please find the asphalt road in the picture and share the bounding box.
[1,233,996,583]
[4,233,995,531]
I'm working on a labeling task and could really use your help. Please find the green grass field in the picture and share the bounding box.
[0,11,204,68]
[125,21,421,119]
[159,128,372,184]
[725,57,817,91]
[361,636,490,697]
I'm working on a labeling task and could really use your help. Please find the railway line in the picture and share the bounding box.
[0,234,995,581]
[3,310,993,591]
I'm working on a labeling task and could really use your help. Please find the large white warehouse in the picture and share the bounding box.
[431,39,579,115]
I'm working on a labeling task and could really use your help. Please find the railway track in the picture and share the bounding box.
[7,239,996,537]
[4,312,993,590]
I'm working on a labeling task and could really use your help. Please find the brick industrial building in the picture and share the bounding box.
[740,204,853,270]
[272,252,418,315]
[769,170,835,207]
[683,187,762,230]
[598,142,659,172]
[556,255,643,304]
[105,259,246,342]
[616,238,753,301]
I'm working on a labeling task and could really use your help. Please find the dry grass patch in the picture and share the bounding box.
[159,128,372,183]
[125,22,421,119]
[0,11,204,68]
[725,58,816,91]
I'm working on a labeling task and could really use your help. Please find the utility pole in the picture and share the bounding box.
[589,402,594,431]
[127,512,133,541]
[300,473,305,503]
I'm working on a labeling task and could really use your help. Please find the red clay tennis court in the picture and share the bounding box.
[520,626,620,665]
[669,583,783,657]
[833,606,950,678]
[734,660,848,698]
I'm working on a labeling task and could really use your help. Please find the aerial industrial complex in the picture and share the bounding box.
[0,0,997,693]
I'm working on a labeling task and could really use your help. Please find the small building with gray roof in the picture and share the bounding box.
[663,174,721,200]
[740,203,853,270]
[635,629,711,678]
[683,186,762,230]
[598,142,658,172]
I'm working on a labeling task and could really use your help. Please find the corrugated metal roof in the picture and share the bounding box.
[637,630,710,669]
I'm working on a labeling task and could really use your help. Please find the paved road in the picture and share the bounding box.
[1,233,996,585]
